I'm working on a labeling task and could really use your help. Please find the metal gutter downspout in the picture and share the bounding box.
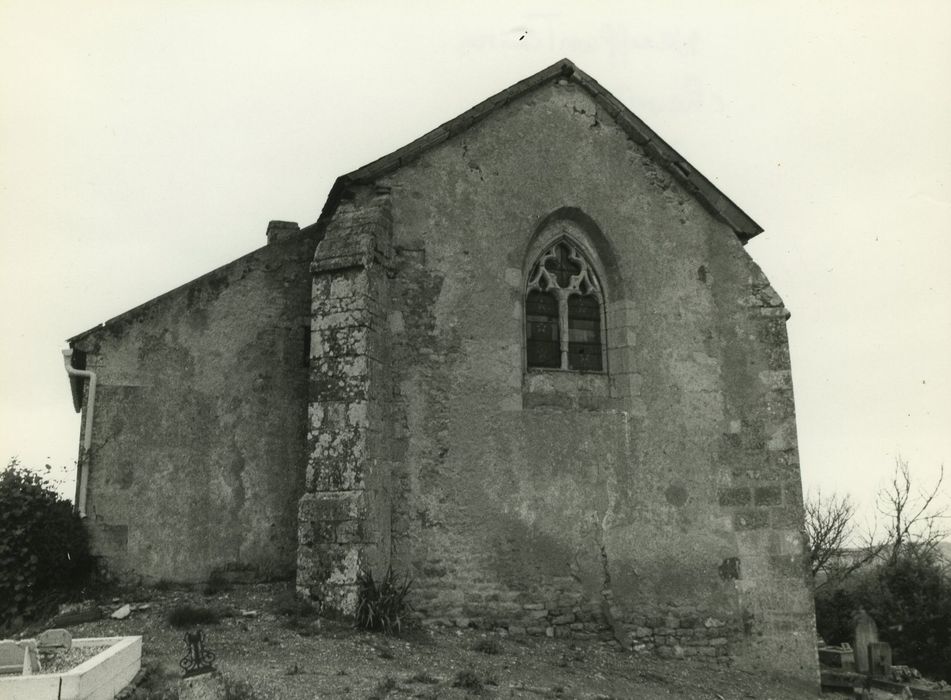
[62,348,96,518]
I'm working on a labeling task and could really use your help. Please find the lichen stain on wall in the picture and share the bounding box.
[366,79,815,676]
[72,234,314,582]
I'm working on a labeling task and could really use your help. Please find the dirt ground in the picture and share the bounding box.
[41,582,822,699]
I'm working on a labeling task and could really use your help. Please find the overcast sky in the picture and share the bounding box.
[2,1,949,529]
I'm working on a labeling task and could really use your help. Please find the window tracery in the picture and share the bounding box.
[526,239,604,371]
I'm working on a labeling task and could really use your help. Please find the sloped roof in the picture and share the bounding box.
[316,58,763,242]
[67,60,762,347]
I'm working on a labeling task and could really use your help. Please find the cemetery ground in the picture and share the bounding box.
[22,581,821,699]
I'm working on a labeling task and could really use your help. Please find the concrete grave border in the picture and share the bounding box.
[0,636,141,700]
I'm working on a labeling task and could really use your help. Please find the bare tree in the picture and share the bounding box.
[805,491,881,587]
[805,456,947,586]
[805,491,853,577]
[877,456,948,564]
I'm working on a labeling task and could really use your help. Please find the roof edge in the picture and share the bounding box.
[67,230,321,345]
[66,246,270,345]
[315,58,762,241]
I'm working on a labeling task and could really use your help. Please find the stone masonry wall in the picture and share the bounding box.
[296,189,394,612]
[360,78,817,686]
[69,226,315,582]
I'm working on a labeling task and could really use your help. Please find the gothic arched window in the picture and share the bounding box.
[526,239,604,371]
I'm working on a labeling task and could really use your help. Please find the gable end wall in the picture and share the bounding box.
[301,81,817,685]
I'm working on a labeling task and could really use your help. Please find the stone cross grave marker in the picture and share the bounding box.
[853,608,879,674]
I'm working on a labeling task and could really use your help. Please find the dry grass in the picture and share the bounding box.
[48,582,818,700]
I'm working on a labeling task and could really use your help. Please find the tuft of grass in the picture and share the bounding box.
[282,615,320,637]
[134,661,181,700]
[409,670,438,684]
[167,605,219,629]
[367,675,397,700]
[271,588,321,636]
[354,567,412,636]
[473,637,502,655]
[223,677,260,700]
[271,589,319,618]
[203,570,232,596]
[452,669,484,692]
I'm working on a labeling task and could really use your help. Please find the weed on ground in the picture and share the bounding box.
[409,670,438,684]
[452,668,485,692]
[367,674,397,699]
[167,605,219,629]
[45,582,820,700]
[473,637,502,655]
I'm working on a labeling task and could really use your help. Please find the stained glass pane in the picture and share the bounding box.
[567,294,602,371]
[526,290,560,368]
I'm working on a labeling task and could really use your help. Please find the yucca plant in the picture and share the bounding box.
[354,566,413,635]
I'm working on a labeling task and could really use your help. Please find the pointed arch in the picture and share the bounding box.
[523,212,614,372]
[525,208,623,301]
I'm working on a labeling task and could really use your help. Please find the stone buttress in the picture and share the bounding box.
[296,189,394,612]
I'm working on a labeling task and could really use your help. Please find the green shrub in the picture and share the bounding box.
[815,549,951,681]
[0,459,94,632]
[874,551,951,680]
[815,586,861,646]
[354,566,412,635]
[167,605,220,628]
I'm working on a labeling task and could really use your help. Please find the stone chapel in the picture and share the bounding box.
[64,60,818,681]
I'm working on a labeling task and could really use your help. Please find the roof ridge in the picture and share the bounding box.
[317,58,762,241]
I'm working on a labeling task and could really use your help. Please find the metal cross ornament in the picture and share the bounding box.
[180,629,216,678]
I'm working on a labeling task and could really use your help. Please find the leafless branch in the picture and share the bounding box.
[876,457,947,565]
[805,490,885,587]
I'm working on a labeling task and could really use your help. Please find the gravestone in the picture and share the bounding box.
[868,641,892,677]
[853,608,879,674]
[37,628,72,652]
[818,644,855,670]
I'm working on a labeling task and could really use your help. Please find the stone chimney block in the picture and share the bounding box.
[267,220,300,244]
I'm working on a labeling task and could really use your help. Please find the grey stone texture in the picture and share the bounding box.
[35,629,71,651]
[66,60,817,686]
[69,231,316,582]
